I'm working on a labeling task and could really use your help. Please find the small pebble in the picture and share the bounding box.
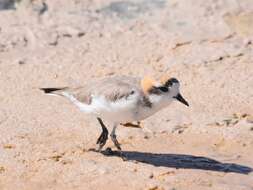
[149,173,154,179]
[0,166,5,173]
[148,186,158,190]
[3,144,15,149]
[144,135,149,139]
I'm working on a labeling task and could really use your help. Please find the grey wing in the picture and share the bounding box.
[67,76,142,104]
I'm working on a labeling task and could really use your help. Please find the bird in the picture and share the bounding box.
[40,75,189,158]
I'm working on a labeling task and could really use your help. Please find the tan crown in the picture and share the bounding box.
[141,76,156,94]
[159,75,171,86]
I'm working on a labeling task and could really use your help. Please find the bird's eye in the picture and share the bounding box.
[158,86,168,92]
[165,81,173,87]
[130,90,135,95]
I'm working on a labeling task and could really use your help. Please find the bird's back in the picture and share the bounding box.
[67,76,142,105]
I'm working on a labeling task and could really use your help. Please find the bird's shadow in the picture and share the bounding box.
[98,149,252,175]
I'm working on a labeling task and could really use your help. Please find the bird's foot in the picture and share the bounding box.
[121,121,142,128]
[103,147,127,161]
[89,147,127,161]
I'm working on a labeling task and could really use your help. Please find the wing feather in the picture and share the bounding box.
[61,76,141,104]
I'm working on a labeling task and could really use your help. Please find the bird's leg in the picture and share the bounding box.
[96,117,108,151]
[110,125,127,161]
[110,125,121,150]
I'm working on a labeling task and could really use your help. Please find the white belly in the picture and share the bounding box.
[79,96,138,123]
[70,93,172,123]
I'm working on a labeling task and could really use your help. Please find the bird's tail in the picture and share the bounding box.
[40,87,93,113]
[40,87,67,96]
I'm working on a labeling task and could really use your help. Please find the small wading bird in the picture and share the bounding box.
[40,76,189,159]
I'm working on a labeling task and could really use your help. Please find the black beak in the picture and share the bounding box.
[174,93,189,107]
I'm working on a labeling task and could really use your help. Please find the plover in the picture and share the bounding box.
[40,75,189,157]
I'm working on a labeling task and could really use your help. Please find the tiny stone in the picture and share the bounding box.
[3,144,15,149]
[178,130,184,134]
[144,135,149,139]
[62,34,72,38]
[77,32,85,37]
[241,113,248,118]
[0,166,5,173]
[18,60,26,65]
[148,185,158,190]
[61,159,72,165]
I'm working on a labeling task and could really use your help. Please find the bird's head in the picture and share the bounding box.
[141,76,189,107]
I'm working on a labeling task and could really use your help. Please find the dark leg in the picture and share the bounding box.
[96,117,108,151]
[110,125,127,161]
[110,125,121,150]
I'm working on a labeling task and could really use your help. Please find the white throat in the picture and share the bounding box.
[148,94,172,111]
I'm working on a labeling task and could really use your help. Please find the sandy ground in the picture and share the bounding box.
[0,0,253,189]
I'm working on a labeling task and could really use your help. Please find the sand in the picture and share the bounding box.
[0,0,253,189]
